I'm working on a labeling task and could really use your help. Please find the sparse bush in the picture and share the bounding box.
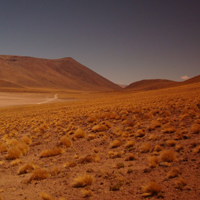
[6,146,22,160]
[110,140,121,148]
[40,147,63,158]
[40,192,53,200]
[192,123,200,134]
[175,178,187,190]
[148,156,159,168]
[82,189,93,198]
[11,159,22,166]
[154,145,162,152]
[21,135,32,145]
[140,143,151,153]
[125,153,136,161]
[160,150,176,162]
[125,140,135,148]
[92,124,108,132]
[0,142,7,153]
[28,168,49,183]
[167,167,181,178]
[166,140,177,147]
[60,135,72,147]
[72,174,94,187]
[141,181,162,197]
[18,163,34,175]
[74,128,86,138]
[116,162,124,169]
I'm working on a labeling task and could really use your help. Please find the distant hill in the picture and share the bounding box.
[125,79,177,91]
[0,55,121,91]
[180,75,200,85]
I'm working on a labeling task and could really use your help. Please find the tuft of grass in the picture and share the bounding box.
[40,147,63,158]
[6,146,22,160]
[82,189,93,198]
[74,128,86,138]
[148,156,159,168]
[125,153,136,161]
[193,145,200,154]
[175,178,187,190]
[64,161,77,168]
[11,159,22,166]
[60,135,72,147]
[40,192,53,200]
[167,167,181,178]
[192,123,200,134]
[110,140,121,148]
[141,181,162,197]
[18,163,34,175]
[125,140,135,148]
[116,162,124,169]
[72,174,94,187]
[92,124,108,132]
[27,168,49,183]
[160,150,176,162]
[0,142,7,153]
[110,181,123,191]
[154,145,162,152]
[166,140,177,147]
[140,143,151,153]
[78,155,95,164]
[21,135,32,145]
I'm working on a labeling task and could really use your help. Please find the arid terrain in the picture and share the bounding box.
[0,79,200,200]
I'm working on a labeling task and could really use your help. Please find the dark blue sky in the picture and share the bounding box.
[0,0,199,84]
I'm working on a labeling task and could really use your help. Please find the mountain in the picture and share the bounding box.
[125,79,177,91]
[0,55,121,91]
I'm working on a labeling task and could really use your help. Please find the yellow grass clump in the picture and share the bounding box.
[60,135,72,147]
[82,189,93,198]
[18,163,34,175]
[72,174,94,187]
[40,147,63,158]
[141,181,162,197]
[148,156,159,168]
[167,167,181,178]
[0,142,7,153]
[28,168,49,183]
[6,146,22,160]
[21,135,32,145]
[110,140,121,148]
[160,150,176,162]
[192,123,200,133]
[140,143,152,153]
[40,192,53,200]
[92,124,108,132]
[175,178,187,190]
[125,140,135,148]
[74,128,86,139]
[11,159,22,166]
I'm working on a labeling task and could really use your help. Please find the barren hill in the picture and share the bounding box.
[0,55,121,91]
[125,79,177,91]
[180,75,200,85]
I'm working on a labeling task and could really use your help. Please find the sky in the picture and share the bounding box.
[0,0,199,85]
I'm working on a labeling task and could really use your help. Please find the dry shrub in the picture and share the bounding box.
[148,134,158,140]
[0,142,7,152]
[141,181,162,197]
[64,161,77,168]
[40,147,63,158]
[162,126,176,133]
[72,174,94,187]
[6,146,22,160]
[193,145,200,154]
[78,155,95,164]
[92,124,108,132]
[50,167,61,176]
[17,142,29,155]
[82,189,93,198]
[93,147,99,153]
[40,192,53,200]
[136,129,145,137]
[140,143,151,153]
[148,156,159,168]
[87,116,97,123]
[167,167,181,178]
[160,150,176,162]
[154,145,162,152]
[110,140,121,148]
[11,159,22,166]
[21,135,32,145]
[74,128,86,138]
[87,134,96,140]
[175,144,183,152]
[192,123,200,134]
[125,153,136,161]
[60,135,72,147]
[18,163,34,175]
[125,140,135,148]
[175,178,187,190]
[166,140,177,147]
[108,151,122,159]
[28,168,49,183]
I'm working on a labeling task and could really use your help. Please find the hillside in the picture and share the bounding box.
[0,55,121,91]
[125,79,177,91]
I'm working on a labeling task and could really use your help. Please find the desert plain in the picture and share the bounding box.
[0,80,200,200]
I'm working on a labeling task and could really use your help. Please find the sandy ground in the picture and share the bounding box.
[0,93,73,107]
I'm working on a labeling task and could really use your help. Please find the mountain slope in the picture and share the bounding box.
[0,55,121,91]
[125,79,177,91]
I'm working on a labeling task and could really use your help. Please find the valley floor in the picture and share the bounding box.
[0,83,200,200]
